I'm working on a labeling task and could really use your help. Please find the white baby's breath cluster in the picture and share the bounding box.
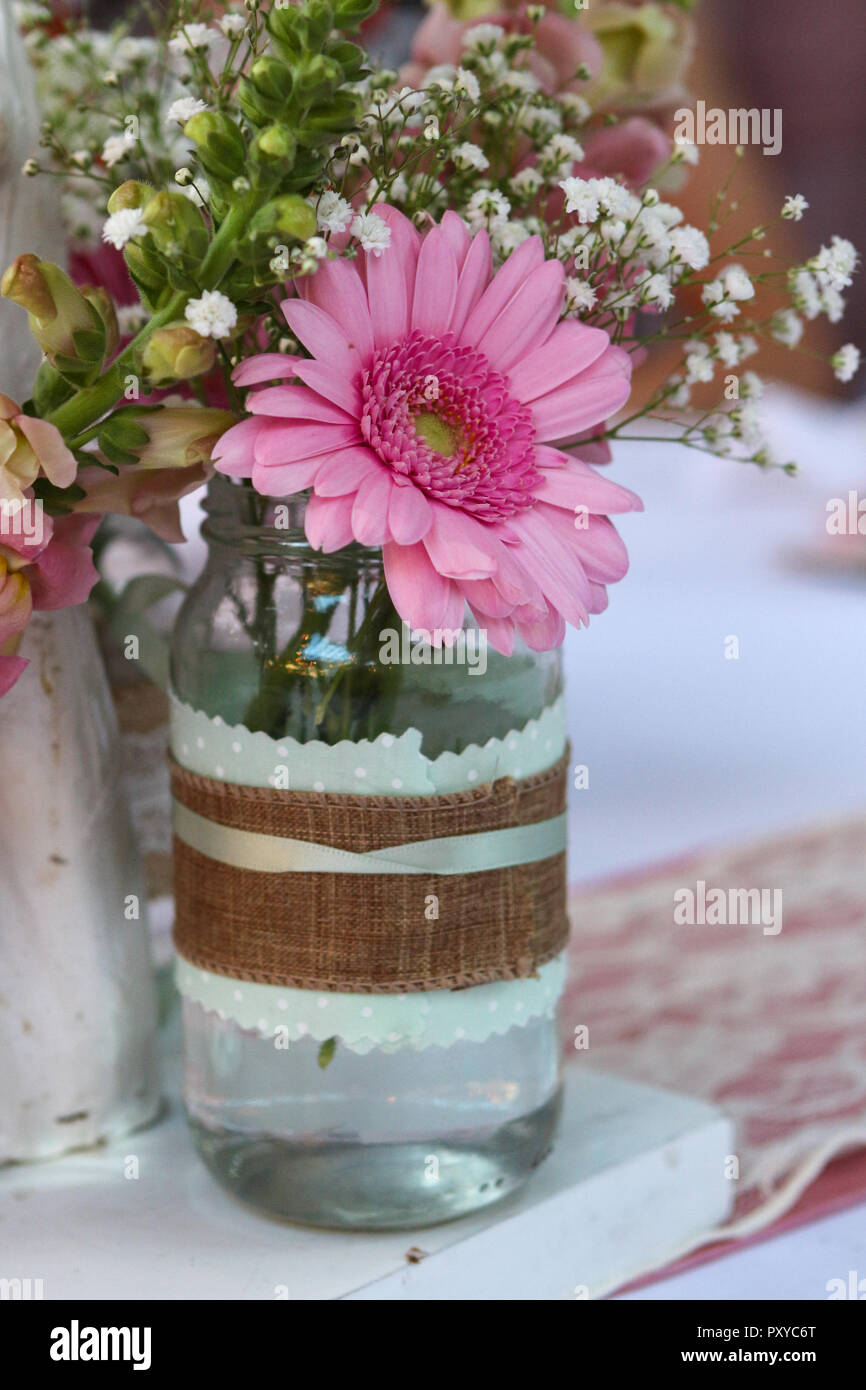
[323,20,860,471]
[15,5,253,238]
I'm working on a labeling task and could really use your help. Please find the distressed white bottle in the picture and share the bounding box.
[0,609,159,1161]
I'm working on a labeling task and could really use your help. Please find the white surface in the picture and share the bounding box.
[622,1198,866,1301]
[561,388,866,885]
[0,1068,732,1301]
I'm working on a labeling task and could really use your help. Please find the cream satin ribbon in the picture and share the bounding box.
[172,800,567,876]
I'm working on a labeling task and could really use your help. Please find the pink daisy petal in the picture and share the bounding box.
[213,416,266,477]
[449,227,492,337]
[282,300,359,366]
[439,210,473,272]
[515,600,566,651]
[350,468,394,546]
[383,540,454,631]
[233,353,303,387]
[305,493,356,552]
[460,236,545,349]
[507,321,611,403]
[458,576,516,619]
[300,257,374,360]
[246,385,353,423]
[388,481,433,545]
[411,227,458,338]
[507,508,593,628]
[251,455,322,497]
[530,347,632,442]
[314,446,382,497]
[475,259,565,374]
[253,421,360,466]
[534,458,643,514]
[291,359,362,418]
[471,612,515,657]
[366,203,421,348]
[423,504,498,579]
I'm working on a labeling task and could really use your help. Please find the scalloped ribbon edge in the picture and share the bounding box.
[177,952,567,1054]
[169,693,567,795]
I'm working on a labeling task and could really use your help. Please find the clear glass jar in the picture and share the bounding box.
[171,476,565,1228]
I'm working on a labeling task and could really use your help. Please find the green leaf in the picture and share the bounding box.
[317,1037,338,1069]
[71,327,106,363]
[97,434,140,469]
[99,413,151,451]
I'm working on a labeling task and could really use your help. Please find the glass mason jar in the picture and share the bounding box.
[171,476,567,1229]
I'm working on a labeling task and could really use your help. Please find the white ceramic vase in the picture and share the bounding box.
[0,608,160,1161]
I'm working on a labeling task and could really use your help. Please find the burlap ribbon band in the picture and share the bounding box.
[171,751,569,993]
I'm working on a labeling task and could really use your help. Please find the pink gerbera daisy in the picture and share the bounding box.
[214,205,642,654]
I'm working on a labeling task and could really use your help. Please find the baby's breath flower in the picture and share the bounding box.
[809,237,859,291]
[781,194,808,222]
[559,92,592,123]
[465,187,511,232]
[565,278,597,314]
[454,67,481,104]
[453,141,489,172]
[423,115,440,142]
[510,167,543,200]
[673,139,700,166]
[640,274,674,311]
[720,264,755,301]
[351,210,391,256]
[168,24,217,56]
[770,309,803,348]
[789,268,822,319]
[461,23,506,53]
[219,13,247,36]
[315,190,353,235]
[102,206,148,250]
[185,290,238,340]
[101,129,136,167]
[559,177,599,224]
[712,333,740,367]
[739,371,764,399]
[832,343,861,383]
[685,350,715,384]
[166,97,208,126]
[669,225,710,271]
[493,221,532,258]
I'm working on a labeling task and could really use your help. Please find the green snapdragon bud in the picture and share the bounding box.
[247,194,317,245]
[107,180,154,214]
[0,255,105,382]
[141,323,217,385]
[240,56,295,126]
[251,124,297,165]
[183,111,246,185]
[324,39,366,83]
[333,0,379,30]
[295,91,361,148]
[304,0,336,50]
[81,285,119,362]
[141,191,209,265]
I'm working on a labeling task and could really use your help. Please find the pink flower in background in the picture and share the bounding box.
[0,512,99,695]
[402,3,603,99]
[215,207,640,654]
